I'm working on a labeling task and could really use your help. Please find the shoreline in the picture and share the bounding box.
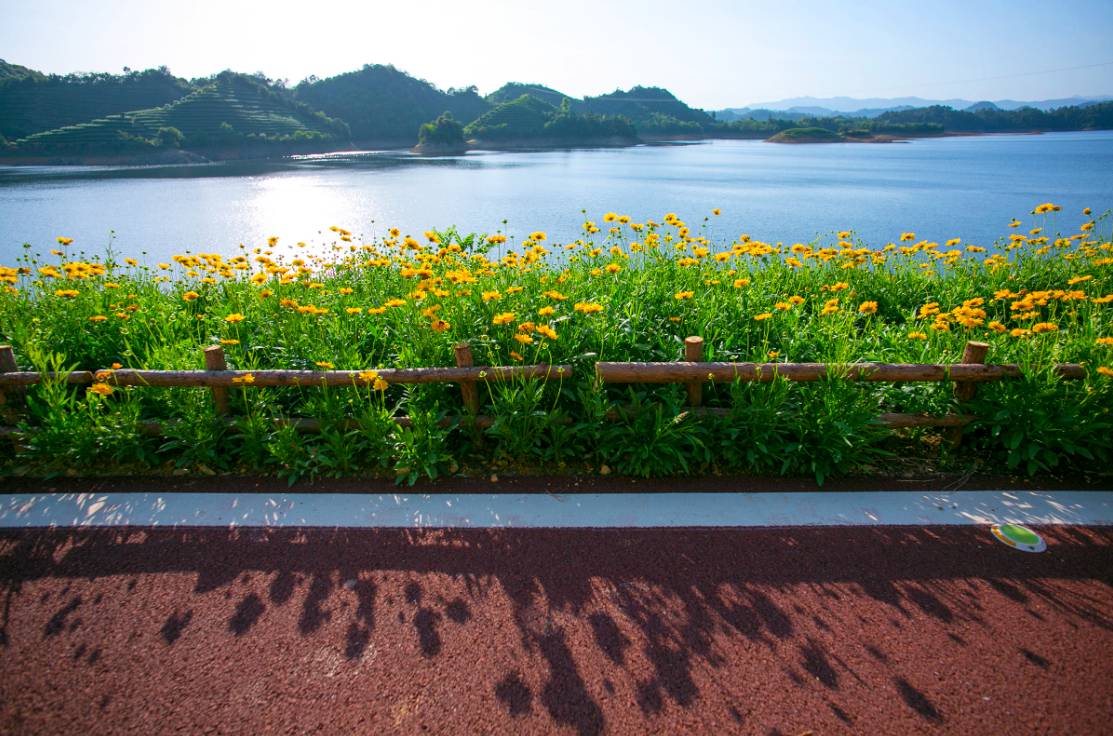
[0,128,1088,167]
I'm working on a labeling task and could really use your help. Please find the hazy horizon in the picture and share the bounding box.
[2,0,1112,109]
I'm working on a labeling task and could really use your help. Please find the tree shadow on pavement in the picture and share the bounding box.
[1,525,1111,734]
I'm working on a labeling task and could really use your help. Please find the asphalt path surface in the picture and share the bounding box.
[2,524,1111,734]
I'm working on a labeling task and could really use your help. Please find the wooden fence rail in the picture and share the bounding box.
[0,340,1091,444]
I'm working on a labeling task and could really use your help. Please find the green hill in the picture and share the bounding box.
[0,66,191,141]
[0,59,44,84]
[486,82,577,109]
[294,64,490,143]
[11,72,349,154]
[464,95,635,145]
[581,86,714,133]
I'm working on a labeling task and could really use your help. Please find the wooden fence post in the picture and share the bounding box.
[950,340,988,445]
[454,343,479,415]
[204,345,230,415]
[0,345,19,422]
[684,336,704,408]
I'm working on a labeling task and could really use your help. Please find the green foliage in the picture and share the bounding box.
[2,206,1112,482]
[968,374,1113,475]
[417,112,465,148]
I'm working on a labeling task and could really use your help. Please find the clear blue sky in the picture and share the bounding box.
[2,0,1111,108]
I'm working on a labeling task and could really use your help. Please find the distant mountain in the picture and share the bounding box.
[294,64,490,143]
[964,101,1001,112]
[0,65,192,140]
[733,95,1113,115]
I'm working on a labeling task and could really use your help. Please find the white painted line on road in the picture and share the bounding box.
[0,490,1110,529]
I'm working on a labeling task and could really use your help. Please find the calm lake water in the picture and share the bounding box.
[1,131,1111,264]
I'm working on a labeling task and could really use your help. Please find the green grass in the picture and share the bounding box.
[2,206,1111,483]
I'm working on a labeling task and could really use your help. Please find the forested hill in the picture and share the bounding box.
[11,72,349,155]
[1,59,1112,161]
[293,65,490,143]
[0,66,191,141]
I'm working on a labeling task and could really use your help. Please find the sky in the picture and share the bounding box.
[2,0,1112,109]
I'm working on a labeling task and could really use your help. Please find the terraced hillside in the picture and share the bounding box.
[0,67,190,141]
[11,72,349,153]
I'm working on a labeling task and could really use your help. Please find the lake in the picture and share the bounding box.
[1,131,1111,264]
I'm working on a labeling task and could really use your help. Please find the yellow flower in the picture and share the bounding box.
[1067,275,1092,285]
[509,351,524,361]
[88,315,108,322]
[828,282,849,292]
[338,287,354,295]
[358,370,379,383]
[674,291,694,300]
[88,382,113,397]
[858,301,878,314]
[753,312,773,321]
[224,313,245,323]
[712,208,721,216]
[733,278,750,288]
[315,361,335,369]
[544,290,568,301]
[220,339,240,345]
[183,291,200,302]
[430,318,451,332]
[1097,366,1113,377]
[535,324,558,341]
[232,373,255,385]
[1097,337,1113,346]
[514,333,534,345]
[492,312,516,325]
[345,307,363,315]
[54,289,79,298]
[538,306,556,317]
[373,377,389,391]
[482,290,502,302]
[605,263,622,274]
[56,236,74,245]
[900,232,915,242]
[367,306,387,315]
[573,302,604,314]
[907,331,927,340]
[1031,322,1058,334]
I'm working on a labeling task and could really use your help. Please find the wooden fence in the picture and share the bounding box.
[0,339,1088,441]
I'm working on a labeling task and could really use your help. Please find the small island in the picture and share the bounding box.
[766,126,904,144]
[413,112,467,155]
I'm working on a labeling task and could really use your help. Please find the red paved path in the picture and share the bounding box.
[1,526,1111,734]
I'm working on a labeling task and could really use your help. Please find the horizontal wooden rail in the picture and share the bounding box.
[0,364,573,388]
[596,361,1086,384]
